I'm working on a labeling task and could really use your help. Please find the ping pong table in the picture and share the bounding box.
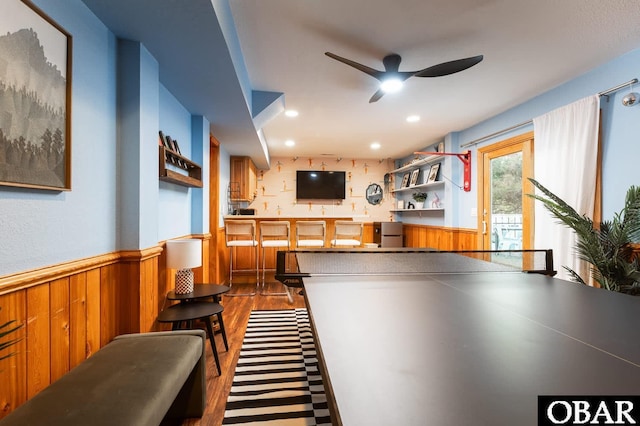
[277,249,640,425]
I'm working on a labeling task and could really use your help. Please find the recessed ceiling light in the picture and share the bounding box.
[406,115,420,123]
[370,142,381,150]
[285,110,299,118]
[285,139,295,147]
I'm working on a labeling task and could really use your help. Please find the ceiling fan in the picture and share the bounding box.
[325,52,483,103]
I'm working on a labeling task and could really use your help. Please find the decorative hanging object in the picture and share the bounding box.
[622,81,639,107]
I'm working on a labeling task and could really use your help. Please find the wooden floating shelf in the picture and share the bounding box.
[391,154,444,174]
[159,146,203,188]
[390,208,444,212]
[390,181,444,194]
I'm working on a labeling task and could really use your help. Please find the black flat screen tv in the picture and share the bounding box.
[296,170,346,200]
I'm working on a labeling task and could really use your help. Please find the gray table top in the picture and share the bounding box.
[302,265,640,425]
[157,301,223,323]
[166,283,230,300]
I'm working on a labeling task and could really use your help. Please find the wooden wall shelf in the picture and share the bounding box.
[159,146,203,188]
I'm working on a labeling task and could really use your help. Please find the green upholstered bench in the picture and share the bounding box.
[0,330,206,426]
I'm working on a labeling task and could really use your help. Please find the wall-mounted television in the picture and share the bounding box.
[296,170,346,200]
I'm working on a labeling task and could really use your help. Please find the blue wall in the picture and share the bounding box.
[454,47,640,228]
[0,0,118,275]
[0,0,208,276]
[158,85,193,241]
[399,47,640,229]
[2,0,639,276]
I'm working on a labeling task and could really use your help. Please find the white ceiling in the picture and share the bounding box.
[81,0,640,168]
[230,0,640,161]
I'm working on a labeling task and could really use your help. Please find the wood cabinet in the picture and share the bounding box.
[230,156,257,202]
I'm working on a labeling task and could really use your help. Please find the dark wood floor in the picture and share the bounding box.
[180,277,306,426]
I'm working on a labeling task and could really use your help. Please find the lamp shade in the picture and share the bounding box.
[166,239,202,269]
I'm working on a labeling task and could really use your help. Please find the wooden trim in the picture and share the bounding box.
[0,246,165,296]
[119,246,163,262]
[209,134,220,283]
[0,253,120,295]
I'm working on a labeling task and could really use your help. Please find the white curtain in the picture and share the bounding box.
[532,95,600,282]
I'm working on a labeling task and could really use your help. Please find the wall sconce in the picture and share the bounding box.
[166,239,202,294]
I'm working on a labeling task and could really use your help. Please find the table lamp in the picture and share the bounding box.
[166,239,202,294]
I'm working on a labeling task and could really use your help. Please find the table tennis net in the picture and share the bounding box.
[275,249,555,287]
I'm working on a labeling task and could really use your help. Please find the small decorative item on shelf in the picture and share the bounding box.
[412,192,427,209]
[431,192,441,208]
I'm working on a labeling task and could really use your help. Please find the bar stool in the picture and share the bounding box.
[296,220,326,248]
[225,219,259,296]
[331,220,363,247]
[259,221,291,297]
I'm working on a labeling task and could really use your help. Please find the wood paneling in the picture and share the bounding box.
[50,277,70,383]
[69,273,87,369]
[85,269,101,359]
[0,249,165,419]
[0,222,475,419]
[0,291,27,416]
[403,224,478,251]
[99,264,118,347]
[26,284,50,399]
[217,218,477,284]
[216,227,229,284]
[0,253,120,296]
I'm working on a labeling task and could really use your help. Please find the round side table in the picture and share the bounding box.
[157,302,225,375]
[167,283,230,303]
[166,284,230,352]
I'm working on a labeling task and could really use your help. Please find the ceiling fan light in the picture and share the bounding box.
[380,77,403,93]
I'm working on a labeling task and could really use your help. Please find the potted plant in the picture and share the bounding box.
[528,178,640,295]
[412,192,427,209]
[0,307,22,361]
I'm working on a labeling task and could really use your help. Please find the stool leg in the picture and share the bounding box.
[261,246,266,289]
[229,246,234,285]
[226,244,258,296]
[204,317,221,376]
[255,244,259,290]
[216,312,229,351]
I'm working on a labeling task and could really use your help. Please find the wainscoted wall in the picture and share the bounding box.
[402,224,478,251]
[0,234,210,419]
[214,222,478,283]
[0,223,473,417]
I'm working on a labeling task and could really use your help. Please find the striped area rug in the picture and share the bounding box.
[222,309,332,425]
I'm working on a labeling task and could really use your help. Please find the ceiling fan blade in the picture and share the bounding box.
[369,89,385,103]
[414,55,484,78]
[325,52,383,79]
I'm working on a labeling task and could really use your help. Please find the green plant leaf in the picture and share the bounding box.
[527,178,640,293]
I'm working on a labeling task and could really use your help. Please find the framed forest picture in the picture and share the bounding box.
[0,0,72,190]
